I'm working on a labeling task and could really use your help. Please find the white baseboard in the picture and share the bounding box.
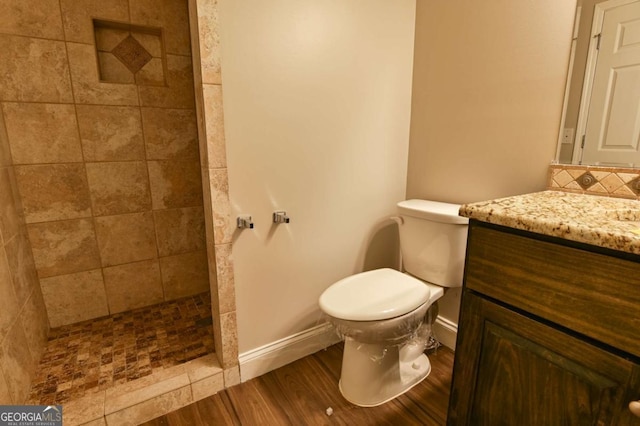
[238,323,340,383]
[239,316,456,383]
[433,316,458,350]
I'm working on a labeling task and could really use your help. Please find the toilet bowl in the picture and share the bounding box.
[319,268,444,406]
[319,200,468,407]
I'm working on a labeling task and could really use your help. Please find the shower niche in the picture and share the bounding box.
[94,20,167,87]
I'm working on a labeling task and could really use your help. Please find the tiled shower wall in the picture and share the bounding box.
[0,101,49,403]
[0,0,208,328]
[189,0,239,373]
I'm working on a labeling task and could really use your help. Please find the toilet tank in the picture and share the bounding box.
[397,200,469,287]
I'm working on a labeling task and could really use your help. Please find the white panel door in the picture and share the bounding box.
[582,0,640,166]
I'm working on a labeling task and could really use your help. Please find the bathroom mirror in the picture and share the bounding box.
[557,0,640,168]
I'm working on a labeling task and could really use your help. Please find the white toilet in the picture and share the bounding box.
[319,199,469,407]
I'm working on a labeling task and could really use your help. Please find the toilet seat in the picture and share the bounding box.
[319,268,430,321]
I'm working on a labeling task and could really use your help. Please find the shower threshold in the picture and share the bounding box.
[27,292,224,425]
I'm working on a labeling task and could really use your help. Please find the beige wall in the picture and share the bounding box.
[407,0,576,326]
[0,0,209,328]
[407,0,576,204]
[220,0,416,356]
[0,101,49,403]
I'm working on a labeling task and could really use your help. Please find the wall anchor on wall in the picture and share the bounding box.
[237,216,254,229]
[273,211,290,224]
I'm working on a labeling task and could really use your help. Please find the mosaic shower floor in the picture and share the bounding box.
[28,292,215,405]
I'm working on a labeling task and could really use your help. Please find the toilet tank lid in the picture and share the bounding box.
[397,199,469,225]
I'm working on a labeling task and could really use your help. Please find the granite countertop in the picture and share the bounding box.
[459,190,640,255]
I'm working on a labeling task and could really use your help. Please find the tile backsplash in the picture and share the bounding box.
[548,164,640,200]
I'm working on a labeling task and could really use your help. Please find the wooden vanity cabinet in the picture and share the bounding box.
[448,220,640,425]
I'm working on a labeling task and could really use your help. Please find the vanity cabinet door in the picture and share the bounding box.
[448,293,640,426]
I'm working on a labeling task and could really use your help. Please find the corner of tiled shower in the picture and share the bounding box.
[0,0,239,424]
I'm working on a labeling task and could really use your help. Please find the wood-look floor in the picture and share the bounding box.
[142,343,454,426]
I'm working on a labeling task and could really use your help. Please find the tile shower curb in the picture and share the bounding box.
[63,354,226,426]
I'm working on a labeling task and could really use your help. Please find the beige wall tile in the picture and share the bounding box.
[15,164,92,223]
[81,417,107,426]
[200,168,215,248]
[223,365,240,388]
[0,167,23,242]
[76,105,145,162]
[211,303,222,362]
[3,234,39,307]
[133,33,162,57]
[0,0,64,39]
[95,27,129,51]
[2,103,83,164]
[142,108,199,161]
[95,212,157,266]
[0,110,11,167]
[191,373,224,402]
[139,55,195,109]
[130,0,191,56]
[148,161,203,209]
[27,218,101,278]
[105,383,192,426]
[105,365,186,400]
[98,52,135,84]
[0,364,11,404]
[214,243,235,315]
[159,250,208,300]
[136,58,165,86]
[61,391,106,426]
[40,269,108,327]
[19,289,49,365]
[105,372,190,413]
[154,207,205,257]
[184,353,221,382]
[0,319,35,403]
[208,168,233,245]
[59,0,129,44]
[206,247,220,317]
[219,311,238,368]
[103,259,163,313]
[86,162,151,216]
[0,35,73,103]
[67,42,139,106]
[202,84,226,168]
[0,247,20,344]
[194,0,221,85]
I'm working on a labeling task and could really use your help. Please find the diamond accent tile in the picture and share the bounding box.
[111,35,152,74]
[553,170,574,187]
[548,165,640,200]
[627,177,640,195]
[613,185,636,197]
[619,172,640,184]
[576,172,597,190]
[567,168,587,179]
[588,182,607,193]
[600,173,625,192]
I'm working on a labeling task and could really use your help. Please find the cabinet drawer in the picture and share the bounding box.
[464,222,640,357]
